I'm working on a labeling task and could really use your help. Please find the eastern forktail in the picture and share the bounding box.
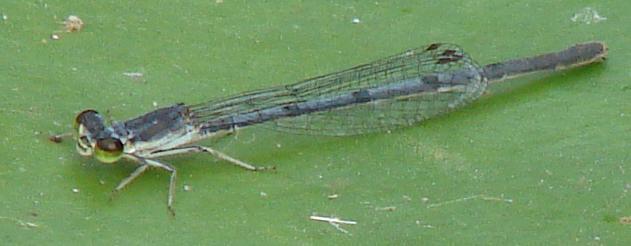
[54,41,607,214]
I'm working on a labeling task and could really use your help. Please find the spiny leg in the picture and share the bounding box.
[142,158,177,216]
[193,145,270,171]
[123,154,178,215]
[148,145,272,171]
[114,164,149,191]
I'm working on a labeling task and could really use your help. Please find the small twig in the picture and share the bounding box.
[309,215,357,225]
[309,215,357,234]
[329,221,349,234]
[427,194,513,208]
[0,216,39,229]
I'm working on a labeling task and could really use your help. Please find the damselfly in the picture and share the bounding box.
[53,42,607,214]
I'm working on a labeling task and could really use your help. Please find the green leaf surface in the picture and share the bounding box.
[1,1,628,245]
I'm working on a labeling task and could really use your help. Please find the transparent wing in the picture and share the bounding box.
[188,43,487,136]
[265,87,472,136]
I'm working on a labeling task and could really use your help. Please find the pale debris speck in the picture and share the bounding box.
[153,101,158,107]
[64,15,84,32]
[123,72,144,80]
[415,220,435,228]
[260,191,267,197]
[2,14,7,21]
[327,194,339,199]
[351,17,361,24]
[375,206,396,211]
[183,185,192,192]
[72,188,80,193]
[0,216,39,228]
[571,7,607,24]
[276,143,282,148]
[51,34,60,40]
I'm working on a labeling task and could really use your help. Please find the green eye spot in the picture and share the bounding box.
[94,138,124,163]
[76,136,93,156]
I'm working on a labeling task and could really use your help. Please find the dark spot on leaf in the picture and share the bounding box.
[426,43,441,51]
[437,57,460,64]
[442,49,457,56]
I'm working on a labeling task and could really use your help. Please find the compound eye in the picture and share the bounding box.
[74,109,100,132]
[94,137,124,163]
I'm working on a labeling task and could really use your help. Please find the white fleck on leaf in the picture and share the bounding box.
[571,7,607,24]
